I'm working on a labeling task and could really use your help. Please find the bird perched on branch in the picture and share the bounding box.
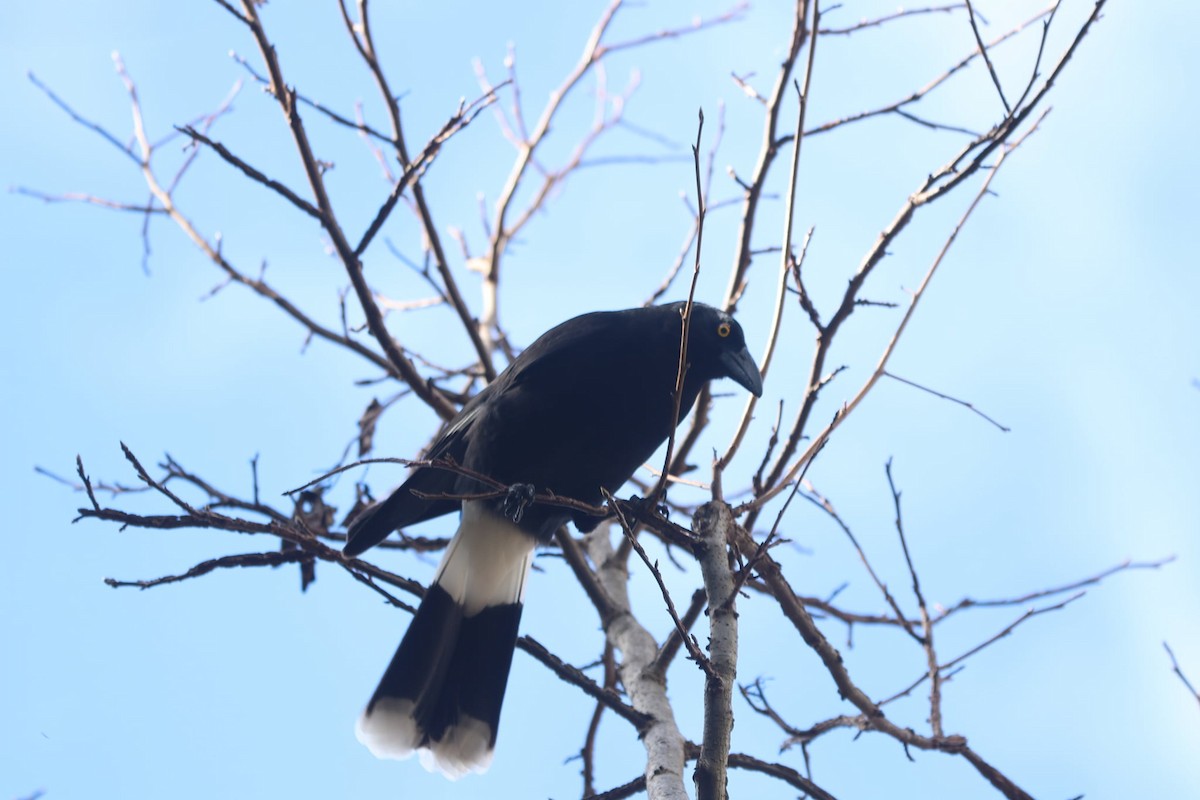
[345,301,762,779]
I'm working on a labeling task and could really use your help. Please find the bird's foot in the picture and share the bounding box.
[502,483,537,524]
[624,494,670,522]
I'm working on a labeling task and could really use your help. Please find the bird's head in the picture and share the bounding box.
[678,303,763,397]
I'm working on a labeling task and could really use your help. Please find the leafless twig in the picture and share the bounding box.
[885,460,942,736]
[883,371,1011,432]
[819,4,964,36]
[964,0,1012,114]
[1163,642,1200,710]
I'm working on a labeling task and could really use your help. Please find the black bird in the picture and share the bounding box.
[346,302,762,778]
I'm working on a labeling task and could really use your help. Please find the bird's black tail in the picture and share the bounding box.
[355,502,534,779]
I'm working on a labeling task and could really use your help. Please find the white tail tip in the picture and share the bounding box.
[419,715,494,779]
[356,698,420,761]
[356,697,494,780]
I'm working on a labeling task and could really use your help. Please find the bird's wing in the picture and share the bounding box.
[345,309,649,556]
[499,310,637,388]
[343,398,486,557]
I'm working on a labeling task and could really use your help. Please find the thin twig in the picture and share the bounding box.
[11,187,164,214]
[819,3,964,36]
[741,108,1054,517]
[654,590,708,673]
[580,642,619,796]
[27,71,139,164]
[798,483,920,640]
[335,0,497,381]
[583,775,647,800]
[178,125,321,219]
[883,371,1011,432]
[75,456,100,511]
[806,4,1054,137]
[607,490,715,678]
[715,34,818,478]
[1164,642,1200,710]
[229,50,393,143]
[723,1,810,312]
[517,635,651,730]
[105,550,311,589]
[885,460,942,736]
[239,0,458,417]
[964,0,1012,114]
[653,109,707,504]
[353,83,505,258]
[934,555,1176,623]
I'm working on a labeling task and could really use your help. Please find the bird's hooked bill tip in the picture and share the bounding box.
[722,347,763,397]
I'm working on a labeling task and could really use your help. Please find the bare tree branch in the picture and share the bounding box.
[693,502,739,800]
[819,4,964,36]
[806,4,1055,137]
[587,523,689,800]
[230,1,459,418]
[964,0,1013,114]
[335,0,498,380]
[1164,642,1200,710]
[743,107,1056,517]
[883,370,1011,432]
[105,550,312,590]
[722,1,810,312]
[885,460,943,736]
[33,3,1136,796]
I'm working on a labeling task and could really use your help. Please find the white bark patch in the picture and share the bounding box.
[587,524,690,800]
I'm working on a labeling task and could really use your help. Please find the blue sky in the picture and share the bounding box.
[3,2,1198,799]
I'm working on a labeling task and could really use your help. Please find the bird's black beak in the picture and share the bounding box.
[720,346,763,397]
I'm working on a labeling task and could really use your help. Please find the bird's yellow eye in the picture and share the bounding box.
[717,322,731,338]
